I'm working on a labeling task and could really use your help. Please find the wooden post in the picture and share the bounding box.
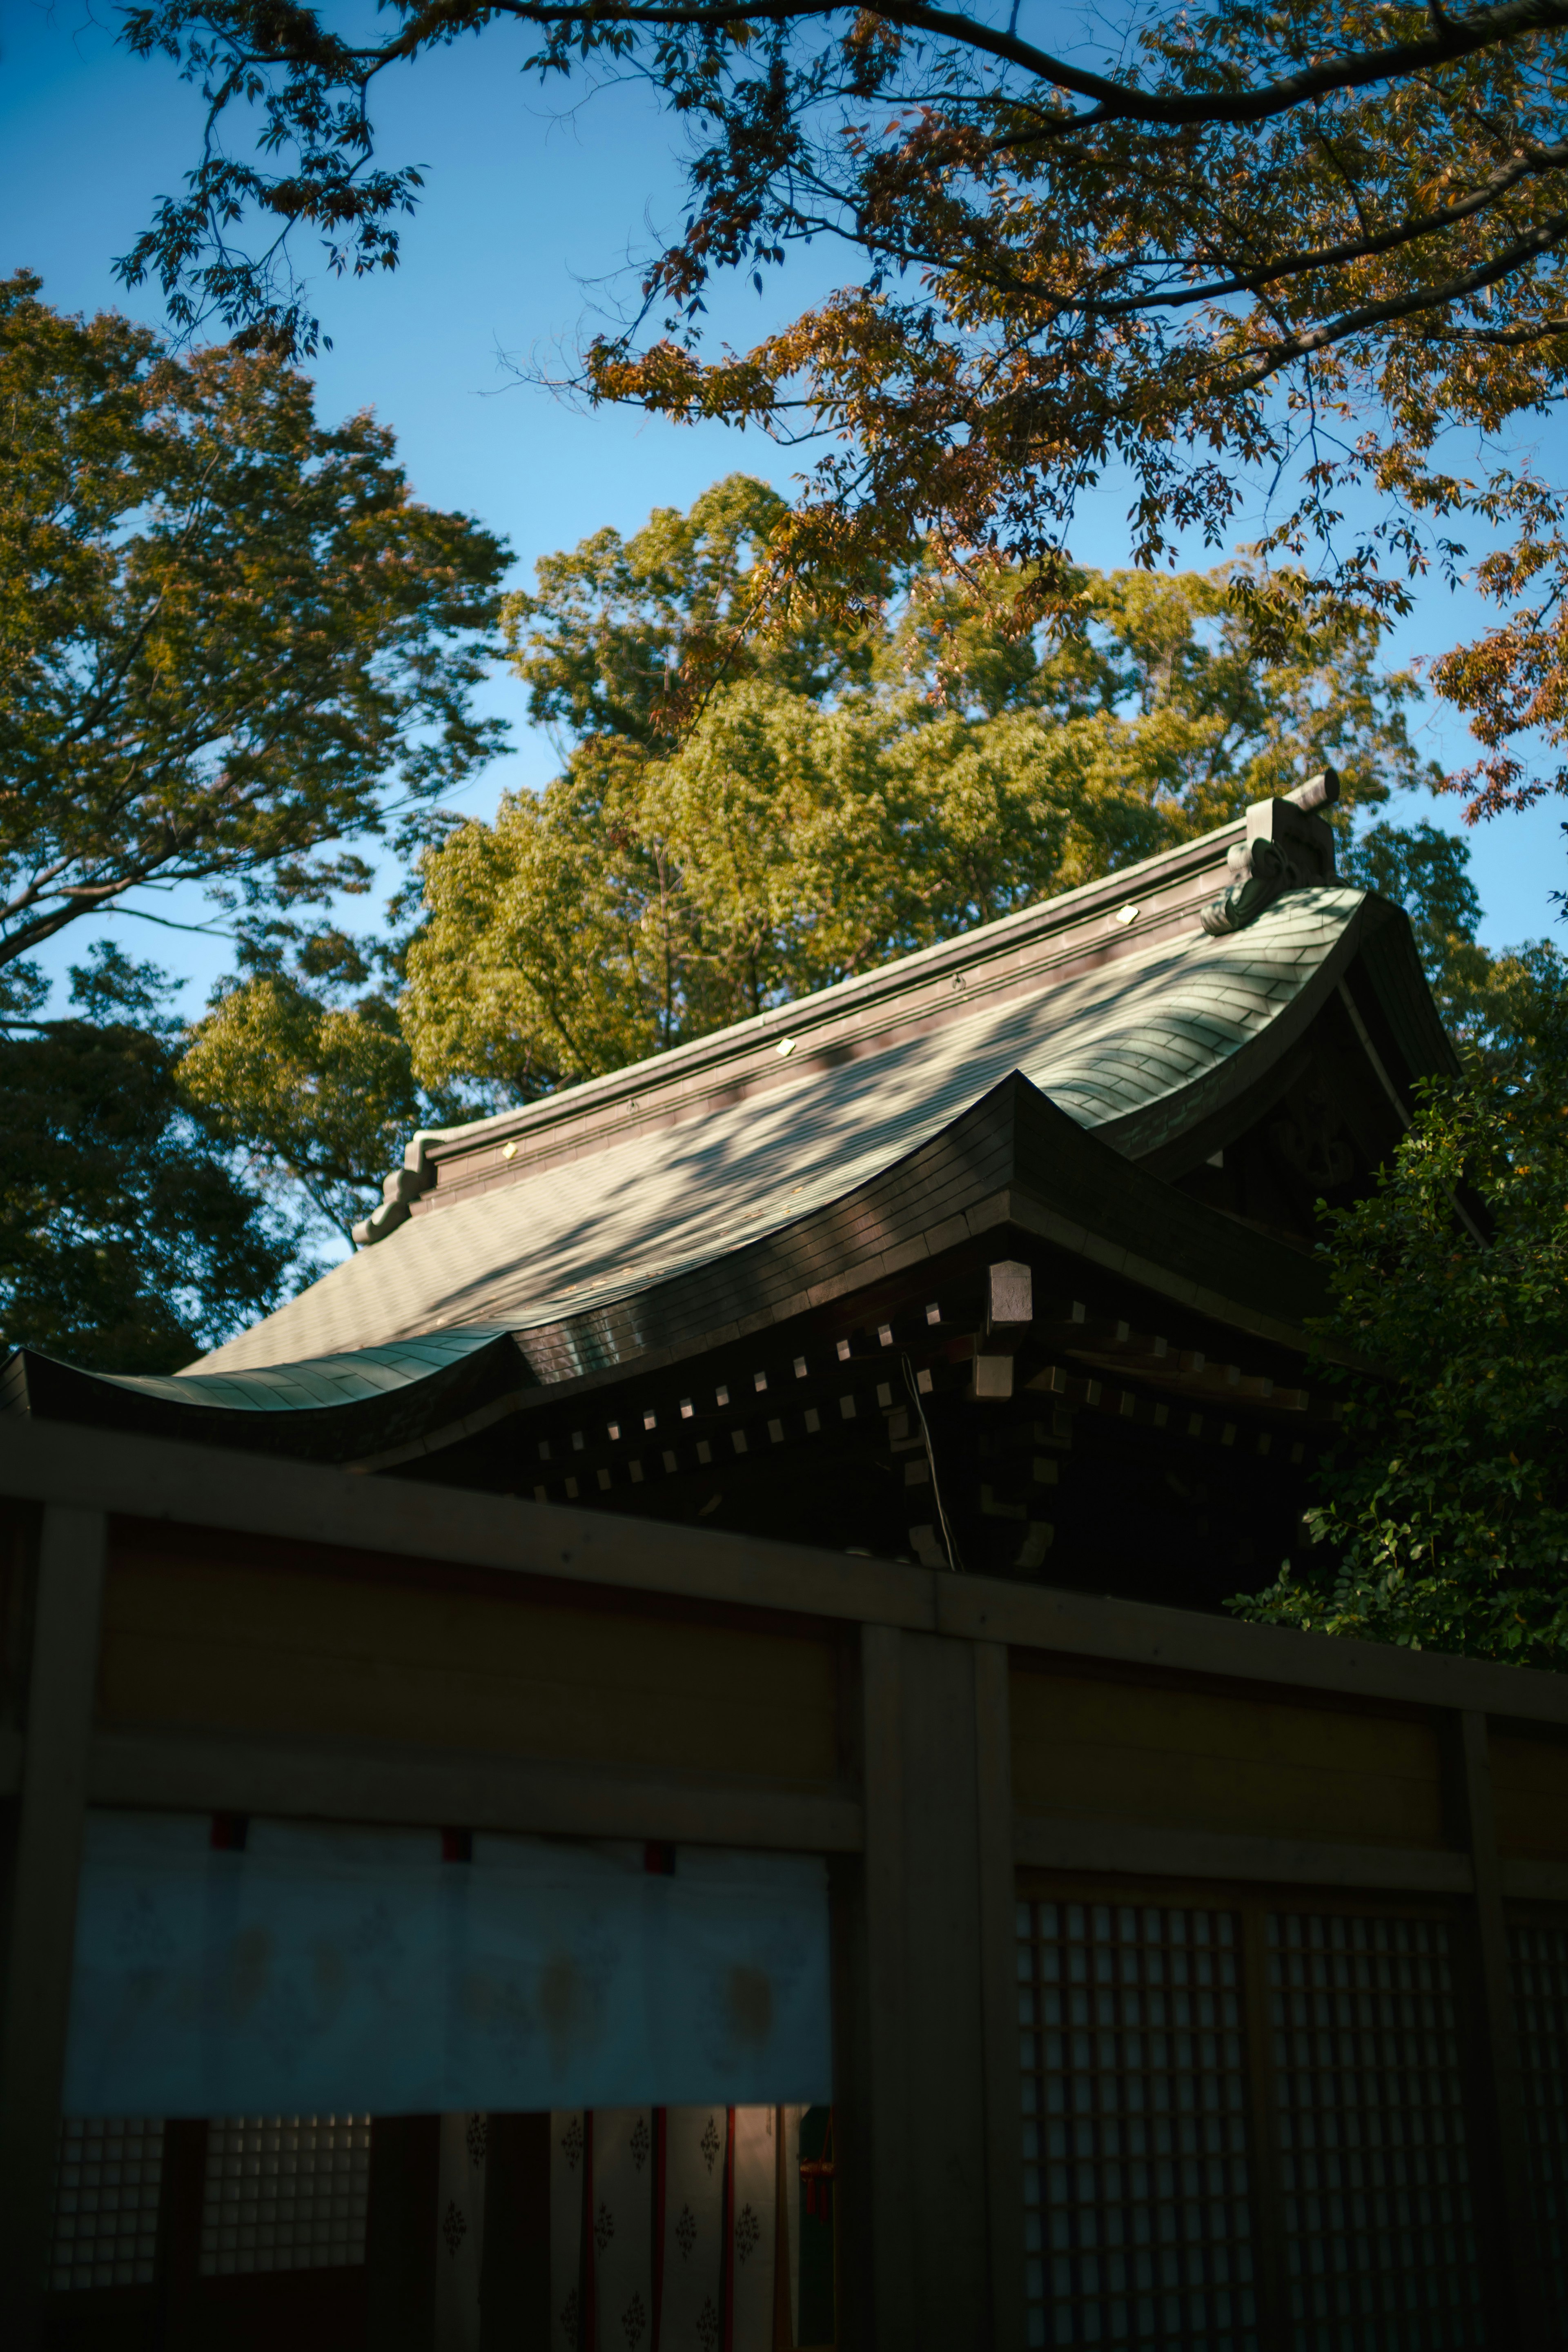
[852,1621,915,2351]
[971,1641,1023,2352]
[479,2113,551,2350]
[153,2118,210,2350]
[845,1624,1008,2351]
[897,1632,991,2349]
[0,1505,107,2351]
[1237,1901,1288,2348]
[1455,1709,1546,2341]
[366,2114,441,2349]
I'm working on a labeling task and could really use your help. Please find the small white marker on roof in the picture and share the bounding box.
[776,1038,796,1057]
[1115,904,1141,926]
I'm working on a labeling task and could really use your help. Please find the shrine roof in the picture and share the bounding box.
[86,1325,508,1413]
[185,878,1430,1376]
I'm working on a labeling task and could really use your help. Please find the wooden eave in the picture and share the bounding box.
[0,1073,1336,1471]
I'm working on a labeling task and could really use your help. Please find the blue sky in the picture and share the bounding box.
[5,0,1568,1013]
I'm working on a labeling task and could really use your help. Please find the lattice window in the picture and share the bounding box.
[49,2117,165,2290]
[1509,1918,1568,2340]
[199,2115,371,2275]
[1268,1912,1485,2348]
[1018,1898,1259,2350]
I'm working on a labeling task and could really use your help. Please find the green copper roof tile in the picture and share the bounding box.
[109,1325,508,1411]
[191,888,1386,1373]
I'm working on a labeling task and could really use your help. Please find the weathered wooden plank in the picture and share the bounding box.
[87,1727,864,1851]
[897,1630,991,2352]
[856,1622,915,2349]
[1237,1902,1287,2348]
[1454,1710,1546,2342]
[480,2113,550,2351]
[98,1550,845,1787]
[365,2115,439,2350]
[0,1507,107,2352]
[1009,1668,1446,1852]
[971,1642,1024,2352]
[1013,1812,1472,1892]
[944,1577,1568,1724]
[1,1423,944,1635]
[1488,1726,1568,1858]
[1500,1855,1568,1900]
[154,2118,209,2352]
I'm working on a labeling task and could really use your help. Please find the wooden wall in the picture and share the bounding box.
[2,1428,1567,2350]
[101,1520,846,1793]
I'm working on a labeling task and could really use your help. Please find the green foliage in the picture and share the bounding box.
[1232,1068,1568,1667]
[180,979,414,1248]
[113,0,1568,847]
[0,270,510,967]
[0,947,297,1372]
[1340,820,1493,1027]
[1448,938,1568,1074]
[508,474,882,749]
[404,479,1436,1098]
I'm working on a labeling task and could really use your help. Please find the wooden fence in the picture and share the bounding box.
[1,1420,1565,2348]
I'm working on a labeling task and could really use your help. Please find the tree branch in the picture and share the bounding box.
[218,0,1568,135]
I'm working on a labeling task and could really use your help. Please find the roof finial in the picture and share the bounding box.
[1200,768,1341,937]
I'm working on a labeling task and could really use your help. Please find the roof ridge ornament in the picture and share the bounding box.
[352,1148,437,1248]
[1199,769,1341,938]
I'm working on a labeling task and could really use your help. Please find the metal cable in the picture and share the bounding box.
[902,1351,963,1572]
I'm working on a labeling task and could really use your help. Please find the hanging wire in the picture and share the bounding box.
[901,1351,963,1572]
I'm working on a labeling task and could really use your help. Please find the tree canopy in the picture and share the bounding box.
[0,271,509,969]
[1232,1047,1568,1668]
[116,0,1568,819]
[177,924,433,1245]
[397,474,1438,1097]
[0,948,297,1373]
[0,278,510,1354]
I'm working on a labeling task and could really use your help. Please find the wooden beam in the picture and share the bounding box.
[1455,1711,1546,2342]
[1500,1855,1568,1901]
[972,1643,1024,2352]
[86,1728,864,1853]
[0,1507,107,2351]
[3,1419,1566,1729]
[1012,1812,1473,1893]
[1001,1186,1321,1356]
[0,1421,939,1639]
[949,1580,1568,1725]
